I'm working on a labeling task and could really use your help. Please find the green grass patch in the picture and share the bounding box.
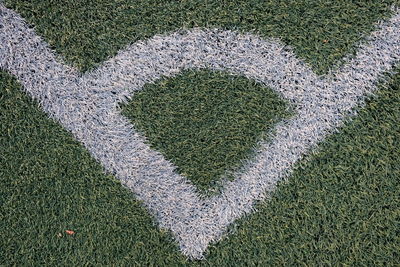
[5,0,397,74]
[121,69,292,193]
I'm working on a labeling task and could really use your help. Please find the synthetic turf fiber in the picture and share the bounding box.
[1,0,399,265]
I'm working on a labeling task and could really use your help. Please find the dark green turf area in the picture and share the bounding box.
[121,70,292,193]
[4,0,398,74]
[1,0,400,265]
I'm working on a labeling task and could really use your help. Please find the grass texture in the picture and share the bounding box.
[121,70,292,193]
[1,0,400,265]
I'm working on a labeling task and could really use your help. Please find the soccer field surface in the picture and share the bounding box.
[1,1,400,265]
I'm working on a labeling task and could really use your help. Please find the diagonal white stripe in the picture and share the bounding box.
[1,4,399,258]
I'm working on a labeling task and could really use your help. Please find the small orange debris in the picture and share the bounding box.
[65,230,75,235]
[323,39,328,43]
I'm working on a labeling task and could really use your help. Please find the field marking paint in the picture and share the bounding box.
[1,4,399,258]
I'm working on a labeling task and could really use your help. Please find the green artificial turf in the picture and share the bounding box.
[1,0,400,265]
[4,0,397,74]
[121,70,292,193]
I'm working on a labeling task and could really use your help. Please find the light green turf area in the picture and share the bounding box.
[121,70,292,193]
[1,0,400,265]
